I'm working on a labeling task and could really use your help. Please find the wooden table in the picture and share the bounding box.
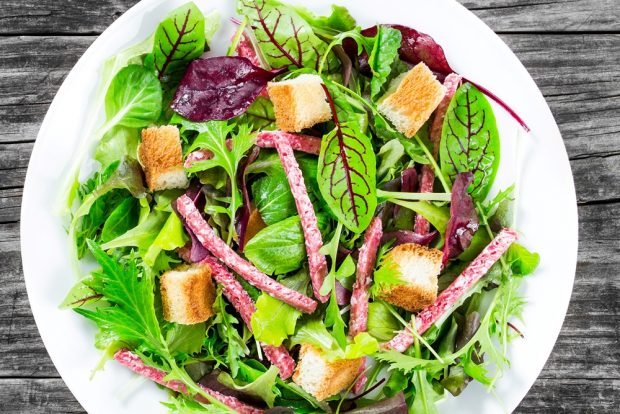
[0,0,618,412]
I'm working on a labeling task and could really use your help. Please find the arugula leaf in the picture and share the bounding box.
[211,291,249,377]
[318,120,377,233]
[237,0,330,69]
[104,64,162,129]
[244,214,328,275]
[369,26,402,99]
[186,121,255,244]
[218,365,280,407]
[440,83,500,201]
[150,2,207,83]
[166,323,206,355]
[250,270,308,346]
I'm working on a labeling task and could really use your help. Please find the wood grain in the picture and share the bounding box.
[0,0,618,34]
[0,0,618,412]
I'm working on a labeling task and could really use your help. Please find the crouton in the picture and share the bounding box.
[377,63,446,138]
[292,344,363,401]
[267,74,332,132]
[376,243,442,312]
[138,125,189,191]
[160,264,215,325]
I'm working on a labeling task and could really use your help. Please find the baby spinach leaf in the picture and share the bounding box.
[217,365,280,407]
[318,121,377,234]
[440,83,500,201]
[244,214,328,275]
[236,96,276,130]
[250,270,308,346]
[368,26,402,99]
[251,172,297,225]
[104,64,162,129]
[367,301,401,342]
[166,322,206,355]
[151,2,206,83]
[237,0,330,69]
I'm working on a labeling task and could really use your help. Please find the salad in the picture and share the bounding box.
[62,1,540,413]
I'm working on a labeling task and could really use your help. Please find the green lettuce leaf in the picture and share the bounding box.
[367,301,401,341]
[166,323,206,355]
[218,365,280,407]
[369,26,402,99]
[144,212,188,266]
[250,271,309,346]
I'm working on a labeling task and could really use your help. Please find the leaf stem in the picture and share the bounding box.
[227,17,248,57]
[413,134,452,193]
[376,189,451,202]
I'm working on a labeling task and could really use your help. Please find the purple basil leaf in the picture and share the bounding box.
[236,146,261,252]
[443,172,479,265]
[171,56,280,122]
[381,230,437,247]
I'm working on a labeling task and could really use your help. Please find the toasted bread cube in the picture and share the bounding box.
[267,74,332,132]
[160,264,215,325]
[378,63,446,138]
[139,125,189,191]
[376,243,442,312]
[292,344,363,401]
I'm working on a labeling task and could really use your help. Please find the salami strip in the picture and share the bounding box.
[349,218,383,337]
[349,218,382,394]
[414,74,462,235]
[114,349,263,414]
[272,135,329,303]
[184,149,213,169]
[201,256,296,379]
[384,228,518,352]
[256,131,322,155]
[176,195,317,313]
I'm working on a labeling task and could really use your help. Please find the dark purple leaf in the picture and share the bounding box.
[335,280,351,306]
[381,230,437,247]
[236,146,261,252]
[344,392,408,414]
[443,172,479,265]
[171,56,280,122]
[393,167,418,217]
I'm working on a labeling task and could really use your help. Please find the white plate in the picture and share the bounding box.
[21,0,578,412]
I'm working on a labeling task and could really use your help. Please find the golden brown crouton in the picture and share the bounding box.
[376,243,443,312]
[267,74,332,132]
[378,63,446,138]
[160,264,215,325]
[292,344,363,401]
[138,125,188,191]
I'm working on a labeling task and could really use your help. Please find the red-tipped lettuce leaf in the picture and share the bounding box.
[344,393,408,414]
[176,181,209,263]
[443,172,479,265]
[236,146,261,252]
[171,56,280,122]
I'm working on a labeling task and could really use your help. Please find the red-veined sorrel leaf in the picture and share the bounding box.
[442,172,479,265]
[440,83,500,202]
[152,2,206,83]
[170,56,280,122]
[237,0,332,70]
[318,86,377,234]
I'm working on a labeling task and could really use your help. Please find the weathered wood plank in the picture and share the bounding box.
[464,0,620,33]
[516,378,620,413]
[0,379,84,413]
[0,0,618,35]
